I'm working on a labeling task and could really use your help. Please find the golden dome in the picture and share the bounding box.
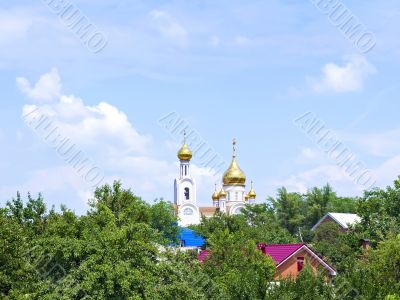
[219,186,227,198]
[244,193,250,201]
[212,184,219,200]
[223,139,246,186]
[177,132,192,161]
[177,143,192,160]
[248,181,256,199]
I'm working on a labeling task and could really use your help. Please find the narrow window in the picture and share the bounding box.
[184,187,190,200]
[297,257,305,272]
[235,192,238,201]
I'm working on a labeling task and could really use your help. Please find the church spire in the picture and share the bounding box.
[212,183,219,201]
[248,180,256,199]
[222,138,246,186]
[232,138,237,158]
[177,130,192,161]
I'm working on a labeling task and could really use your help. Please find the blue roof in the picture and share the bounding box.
[178,227,205,247]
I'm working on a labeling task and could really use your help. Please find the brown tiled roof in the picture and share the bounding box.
[199,207,217,215]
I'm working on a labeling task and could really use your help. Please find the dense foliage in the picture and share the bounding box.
[1,179,400,299]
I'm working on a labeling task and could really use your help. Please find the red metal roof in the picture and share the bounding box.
[259,243,304,265]
[198,250,210,263]
[199,243,336,276]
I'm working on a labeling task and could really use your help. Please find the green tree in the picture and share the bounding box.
[204,229,275,300]
[356,179,400,244]
[330,196,358,213]
[304,184,336,227]
[155,250,210,300]
[312,222,360,272]
[269,187,305,235]
[241,204,296,244]
[0,210,34,298]
[368,234,400,294]
[0,182,188,299]
[336,234,400,300]
[195,204,295,245]
[5,191,25,224]
[264,264,334,300]
[149,199,179,244]
[194,211,248,239]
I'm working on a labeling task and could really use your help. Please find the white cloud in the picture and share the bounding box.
[271,164,364,195]
[346,128,400,157]
[0,9,34,44]
[17,68,61,103]
[374,154,400,186]
[310,55,376,93]
[210,35,221,47]
[295,147,326,164]
[233,35,252,47]
[15,69,217,209]
[272,135,400,196]
[18,69,151,154]
[149,10,188,47]
[0,165,83,198]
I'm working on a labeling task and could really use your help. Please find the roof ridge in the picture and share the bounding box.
[264,243,304,246]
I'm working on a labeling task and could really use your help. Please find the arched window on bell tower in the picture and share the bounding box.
[184,187,190,200]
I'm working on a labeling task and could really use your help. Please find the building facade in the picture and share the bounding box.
[174,135,256,226]
[257,243,337,280]
[198,243,337,280]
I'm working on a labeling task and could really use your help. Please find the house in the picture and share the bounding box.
[198,243,336,280]
[311,212,361,231]
[258,243,337,280]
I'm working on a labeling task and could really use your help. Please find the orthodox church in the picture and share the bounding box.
[174,135,256,226]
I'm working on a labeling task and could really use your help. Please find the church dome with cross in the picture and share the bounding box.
[177,141,193,161]
[174,136,257,226]
[222,139,246,186]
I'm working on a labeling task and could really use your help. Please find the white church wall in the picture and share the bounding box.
[178,203,200,226]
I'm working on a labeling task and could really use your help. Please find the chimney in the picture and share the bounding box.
[360,239,370,251]
[257,243,267,254]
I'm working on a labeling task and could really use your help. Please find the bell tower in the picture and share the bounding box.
[174,132,199,226]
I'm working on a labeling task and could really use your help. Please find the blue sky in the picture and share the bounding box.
[1,0,400,214]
